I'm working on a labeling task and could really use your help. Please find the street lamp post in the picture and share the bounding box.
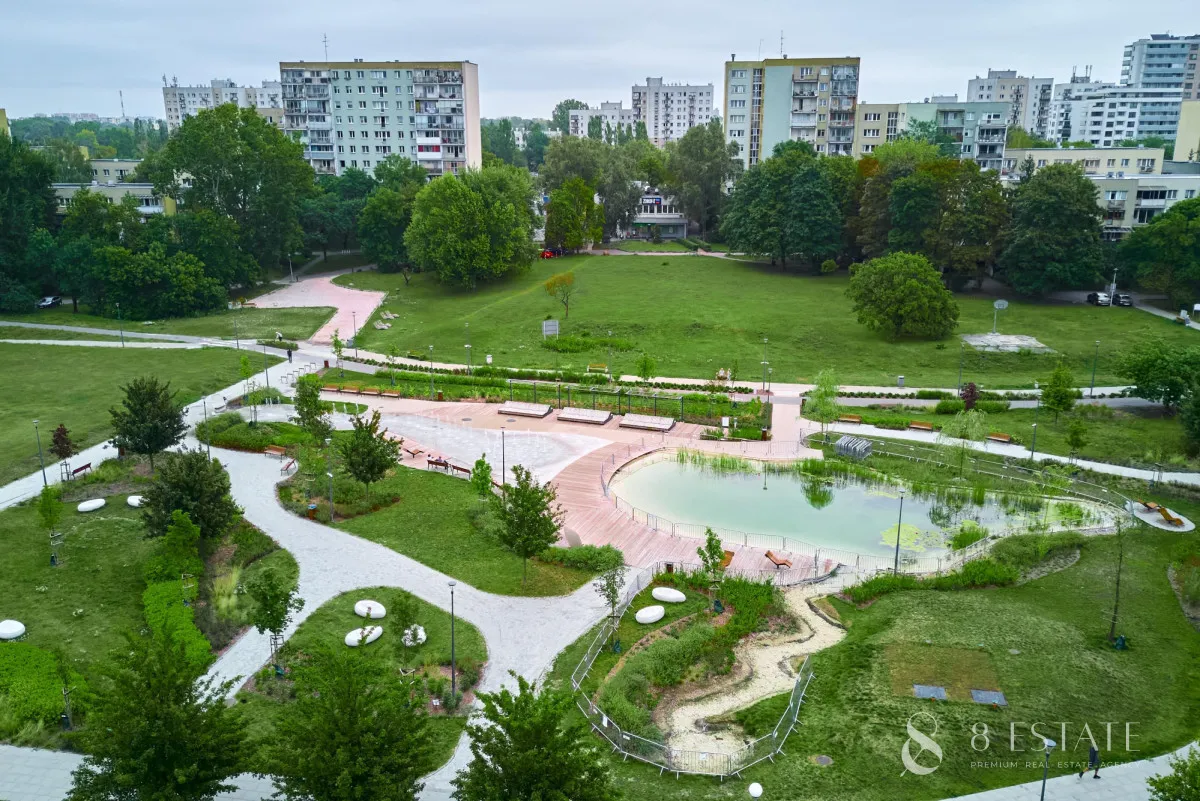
[428,345,435,398]
[448,581,457,701]
[351,311,359,360]
[465,323,472,375]
[327,472,334,522]
[263,345,270,391]
[500,427,506,492]
[33,420,47,487]
[892,488,906,574]
[202,398,211,459]
[1038,738,1057,801]
[1089,340,1100,398]
[761,338,769,392]
[957,341,964,392]
[233,317,240,351]
[1030,422,1039,461]
[116,302,124,348]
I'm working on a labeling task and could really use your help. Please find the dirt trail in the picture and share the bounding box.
[659,584,846,754]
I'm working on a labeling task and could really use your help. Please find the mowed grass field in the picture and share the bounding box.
[336,254,1198,388]
[0,305,334,342]
[0,344,277,486]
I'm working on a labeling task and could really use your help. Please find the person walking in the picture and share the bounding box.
[1079,745,1101,779]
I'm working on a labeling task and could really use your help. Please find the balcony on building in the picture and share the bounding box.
[976,127,1006,143]
[830,97,856,111]
[792,80,818,98]
[791,112,818,127]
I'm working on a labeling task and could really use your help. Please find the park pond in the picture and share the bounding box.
[606,454,1109,560]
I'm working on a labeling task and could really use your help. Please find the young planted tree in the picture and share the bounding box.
[490,465,564,585]
[697,526,725,585]
[142,449,241,539]
[108,376,187,472]
[1147,745,1200,801]
[386,343,402,386]
[336,410,401,499]
[470,456,494,499]
[294,376,333,441]
[543,271,578,318]
[37,485,63,537]
[593,567,626,631]
[451,674,617,801]
[1181,384,1200,455]
[1066,416,1089,461]
[247,567,304,662]
[331,328,346,377]
[960,381,980,411]
[937,408,988,475]
[269,646,431,801]
[635,352,656,383]
[50,424,77,461]
[1041,362,1077,421]
[806,368,841,439]
[1108,517,1127,644]
[67,628,244,801]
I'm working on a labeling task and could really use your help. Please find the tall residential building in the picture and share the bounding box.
[279,60,481,178]
[723,55,861,169]
[1121,34,1200,100]
[632,77,714,144]
[1178,101,1200,161]
[568,102,636,137]
[966,69,1054,136]
[162,78,283,132]
[854,99,1009,169]
[1049,76,1182,146]
[999,146,1165,182]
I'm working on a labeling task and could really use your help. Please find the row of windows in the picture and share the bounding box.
[337,145,397,154]
[333,85,414,95]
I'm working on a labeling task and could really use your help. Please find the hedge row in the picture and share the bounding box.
[538,544,624,572]
[142,582,213,671]
[0,643,67,724]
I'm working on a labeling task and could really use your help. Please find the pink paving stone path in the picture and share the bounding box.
[252,271,386,345]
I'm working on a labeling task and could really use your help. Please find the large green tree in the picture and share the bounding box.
[142,448,241,539]
[846,252,959,340]
[109,376,188,472]
[998,163,1104,296]
[663,119,741,236]
[1120,197,1200,310]
[359,185,420,279]
[855,139,941,258]
[1115,339,1200,410]
[337,409,401,499]
[550,99,589,133]
[522,123,550,170]
[148,104,315,278]
[44,137,93,182]
[451,675,617,801]
[0,132,55,297]
[482,119,522,167]
[595,145,642,241]
[539,135,607,193]
[544,177,602,252]
[67,628,244,801]
[490,464,564,585]
[373,154,427,190]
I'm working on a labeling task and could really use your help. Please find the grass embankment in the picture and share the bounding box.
[0,305,334,342]
[0,344,281,486]
[613,240,692,252]
[0,327,166,342]
[235,585,485,775]
[333,254,1196,387]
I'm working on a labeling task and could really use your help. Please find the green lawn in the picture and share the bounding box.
[0,344,279,486]
[0,327,165,343]
[335,254,1197,388]
[234,585,484,773]
[0,305,335,342]
[614,240,691,252]
[547,505,1200,800]
[298,251,374,275]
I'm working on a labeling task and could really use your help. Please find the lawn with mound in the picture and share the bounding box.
[335,254,1195,388]
[0,305,334,342]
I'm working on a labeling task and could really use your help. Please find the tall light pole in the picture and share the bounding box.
[262,345,270,391]
[233,316,240,351]
[448,580,457,701]
[33,420,47,487]
[202,398,211,459]
[892,488,906,574]
[1030,422,1039,461]
[1089,340,1100,398]
[761,337,769,392]
[428,345,435,399]
[327,471,334,522]
[351,311,359,360]
[115,302,124,348]
[957,341,965,392]
[465,323,472,375]
[500,427,506,493]
[1038,738,1057,801]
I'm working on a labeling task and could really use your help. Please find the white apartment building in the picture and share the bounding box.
[1093,172,1200,239]
[632,77,714,144]
[162,78,283,132]
[568,102,636,138]
[1122,34,1200,101]
[998,146,1164,183]
[966,69,1054,136]
[1049,76,1182,146]
[279,59,481,178]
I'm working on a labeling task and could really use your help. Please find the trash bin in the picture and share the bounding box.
[437,390,444,401]
[898,375,905,388]
[307,504,317,520]
[324,359,330,369]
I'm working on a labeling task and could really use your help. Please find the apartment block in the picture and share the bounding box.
[1093,172,1200,238]
[966,69,1054,136]
[52,182,175,216]
[568,102,636,137]
[1178,100,1200,161]
[1050,76,1182,145]
[724,55,861,169]
[162,78,283,132]
[89,158,142,183]
[999,146,1164,182]
[279,59,481,178]
[632,77,714,144]
[854,99,1009,169]
[1122,33,1200,101]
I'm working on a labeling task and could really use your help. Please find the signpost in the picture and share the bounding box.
[992,299,1008,334]
[542,319,559,339]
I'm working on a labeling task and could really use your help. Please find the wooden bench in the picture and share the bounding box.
[381,391,401,399]
[322,385,341,393]
[264,445,288,459]
[1137,498,1160,512]
[720,550,735,570]
[497,401,553,418]
[403,447,424,459]
[70,462,92,479]
[765,550,793,569]
[281,458,297,475]
[427,457,451,471]
[450,464,471,477]
[557,407,613,425]
[1159,506,1185,527]
[838,414,863,424]
[909,421,934,432]
[586,363,608,373]
[360,388,381,396]
[619,413,676,432]
[986,432,1012,443]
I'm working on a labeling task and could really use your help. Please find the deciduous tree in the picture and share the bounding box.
[50,423,77,461]
[845,252,959,340]
[544,179,601,253]
[294,375,332,441]
[544,271,579,318]
[1147,745,1200,801]
[359,185,420,280]
[1115,339,1200,410]
[336,409,401,499]
[109,376,187,471]
[664,119,741,236]
[247,566,303,658]
[142,449,241,539]
[1120,197,1200,310]
[470,456,493,498]
[490,465,564,585]
[1041,363,1078,421]
[550,99,589,133]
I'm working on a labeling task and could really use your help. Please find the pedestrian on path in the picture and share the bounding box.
[1079,745,1101,779]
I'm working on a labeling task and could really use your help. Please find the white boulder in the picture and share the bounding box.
[77,499,105,513]
[126,495,144,508]
[345,626,383,647]
[354,600,386,619]
[652,587,686,604]
[635,605,665,624]
[402,624,427,647]
[0,620,26,640]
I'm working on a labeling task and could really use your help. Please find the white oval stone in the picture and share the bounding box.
[402,624,427,647]
[345,626,383,647]
[354,600,386,619]
[652,587,686,604]
[748,782,764,798]
[77,499,106,513]
[635,605,665,624]
[0,620,26,640]
[126,495,144,508]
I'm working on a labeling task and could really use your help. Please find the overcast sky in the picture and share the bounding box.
[1,0,1194,121]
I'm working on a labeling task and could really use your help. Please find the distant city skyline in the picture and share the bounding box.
[0,0,1193,122]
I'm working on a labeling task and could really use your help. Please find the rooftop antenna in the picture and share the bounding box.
[780,30,785,57]
[323,33,329,61]
[119,90,126,120]
[757,39,763,60]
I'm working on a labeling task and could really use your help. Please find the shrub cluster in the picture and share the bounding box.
[540,334,635,354]
[989,532,1085,571]
[844,558,1019,604]
[0,643,67,725]
[537,544,624,572]
[196,417,310,453]
[142,582,213,670]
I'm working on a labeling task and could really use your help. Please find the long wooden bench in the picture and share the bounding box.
[618,413,675,432]
[264,445,287,459]
[322,385,341,393]
[360,388,381,396]
[381,391,401,399]
[427,457,451,471]
[586,363,608,373]
[70,462,92,479]
[765,550,793,569]
[497,401,553,418]
[986,432,1012,443]
[557,407,613,425]
[1137,498,1160,512]
[838,414,863,424]
[909,421,934,432]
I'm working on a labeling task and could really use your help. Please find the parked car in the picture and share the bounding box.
[36,296,62,309]
[1086,292,1111,306]
[1113,292,1133,307]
